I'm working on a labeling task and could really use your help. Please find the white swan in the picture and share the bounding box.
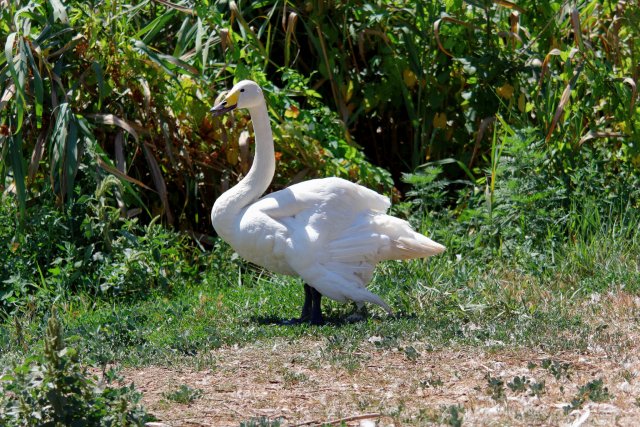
[210,80,445,325]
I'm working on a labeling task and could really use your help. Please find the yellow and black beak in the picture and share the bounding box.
[210,88,240,117]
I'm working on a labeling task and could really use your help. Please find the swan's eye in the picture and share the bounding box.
[240,89,245,93]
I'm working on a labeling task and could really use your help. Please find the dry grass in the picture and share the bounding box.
[119,293,640,426]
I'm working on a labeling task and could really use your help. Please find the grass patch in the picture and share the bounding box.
[2,214,637,370]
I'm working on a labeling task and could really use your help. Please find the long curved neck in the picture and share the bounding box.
[212,99,275,231]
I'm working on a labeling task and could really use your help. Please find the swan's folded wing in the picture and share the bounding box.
[252,177,390,221]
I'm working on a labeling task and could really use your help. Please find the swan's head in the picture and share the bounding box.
[210,80,263,116]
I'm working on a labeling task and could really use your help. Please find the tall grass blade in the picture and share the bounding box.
[570,8,585,51]
[95,158,153,191]
[64,117,78,203]
[134,39,199,77]
[578,130,624,146]
[91,62,105,110]
[133,40,176,77]
[5,33,26,133]
[9,133,26,220]
[50,103,70,200]
[138,10,177,42]
[88,114,140,141]
[229,1,268,58]
[538,49,563,90]
[284,12,298,67]
[493,0,525,13]
[469,116,496,168]
[195,17,204,58]
[114,131,126,173]
[28,129,47,184]
[24,42,44,129]
[434,17,476,57]
[152,0,194,15]
[143,143,173,224]
[545,62,584,142]
[622,77,636,114]
[0,83,16,114]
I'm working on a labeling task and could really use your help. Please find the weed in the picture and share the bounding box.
[579,379,613,403]
[443,404,465,427]
[485,373,506,401]
[403,345,419,362]
[528,381,546,398]
[420,375,444,389]
[282,370,308,388]
[239,417,282,427]
[163,384,203,404]
[564,379,612,414]
[507,375,530,393]
[621,369,636,383]
[542,359,572,381]
[0,309,149,425]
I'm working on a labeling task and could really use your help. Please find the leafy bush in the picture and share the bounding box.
[404,120,640,259]
[0,180,201,314]
[0,0,392,236]
[1,0,638,230]
[0,310,149,425]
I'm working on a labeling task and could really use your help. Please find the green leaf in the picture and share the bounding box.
[4,32,26,133]
[48,0,69,24]
[24,40,44,129]
[91,61,105,110]
[50,103,70,199]
[65,115,79,204]
[137,10,176,43]
[9,133,26,220]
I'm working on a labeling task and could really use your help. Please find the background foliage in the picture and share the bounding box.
[2,0,637,232]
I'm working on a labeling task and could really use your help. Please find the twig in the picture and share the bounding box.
[292,413,382,427]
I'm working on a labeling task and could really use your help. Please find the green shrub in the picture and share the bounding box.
[0,0,392,236]
[0,182,201,314]
[404,122,640,259]
[0,310,150,425]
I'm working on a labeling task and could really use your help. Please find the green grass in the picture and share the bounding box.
[2,214,637,370]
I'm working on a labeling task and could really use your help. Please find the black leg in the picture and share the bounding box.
[280,283,313,325]
[300,284,312,321]
[309,286,324,326]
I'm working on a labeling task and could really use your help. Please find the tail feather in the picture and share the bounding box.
[326,213,445,262]
[375,216,445,260]
[392,234,446,259]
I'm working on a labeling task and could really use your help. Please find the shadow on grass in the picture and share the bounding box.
[249,314,347,327]
[249,311,417,328]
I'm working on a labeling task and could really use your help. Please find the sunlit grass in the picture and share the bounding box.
[3,211,637,371]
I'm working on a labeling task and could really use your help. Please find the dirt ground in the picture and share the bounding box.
[124,294,640,426]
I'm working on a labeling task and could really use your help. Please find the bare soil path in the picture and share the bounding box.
[123,294,640,426]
